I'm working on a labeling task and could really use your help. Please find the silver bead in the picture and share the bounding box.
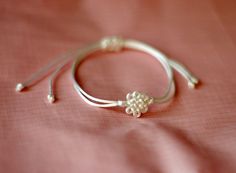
[15,83,25,92]
[47,94,56,104]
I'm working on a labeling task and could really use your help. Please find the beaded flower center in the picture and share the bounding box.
[125,91,154,117]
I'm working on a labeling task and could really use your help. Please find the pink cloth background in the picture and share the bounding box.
[1,0,236,172]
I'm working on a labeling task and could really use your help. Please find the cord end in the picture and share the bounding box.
[15,83,25,92]
[47,94,56,104]
[188,77,199,89]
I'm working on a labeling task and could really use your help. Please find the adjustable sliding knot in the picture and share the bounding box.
[100,36,124,52]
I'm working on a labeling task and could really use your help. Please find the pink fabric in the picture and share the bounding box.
[1,0,236,172]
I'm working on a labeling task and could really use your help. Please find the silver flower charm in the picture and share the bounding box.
[125,91,154,117]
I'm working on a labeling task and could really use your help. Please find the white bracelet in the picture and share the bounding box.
[16,36,199,117]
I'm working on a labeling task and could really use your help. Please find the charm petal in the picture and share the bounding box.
[126,93,132,100]
[125,107,132,114]
[141,107,148,113]
[133,112,141,118]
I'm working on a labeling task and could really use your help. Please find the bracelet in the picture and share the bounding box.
[16,36,199,118]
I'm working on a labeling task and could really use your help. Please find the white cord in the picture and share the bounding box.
[16,36,199,117]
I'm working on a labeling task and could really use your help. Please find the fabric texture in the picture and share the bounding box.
[1,0,236,172]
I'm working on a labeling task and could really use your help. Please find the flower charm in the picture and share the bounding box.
[125,91,154,117]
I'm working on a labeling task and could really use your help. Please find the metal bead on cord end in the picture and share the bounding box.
[47,94,56,104]
[15,83,25,92]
